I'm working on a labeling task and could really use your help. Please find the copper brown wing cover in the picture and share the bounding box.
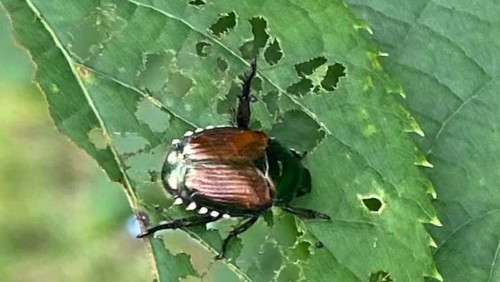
[184,164,272,212]
[182,127,269,163]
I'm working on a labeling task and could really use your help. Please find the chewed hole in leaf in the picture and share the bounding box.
[321,63,346,91]
[270,214,298,248]
[276,263,301,282]
[360,195,384,213]
[160,230,213,276]
[195,41,212,57]
[135,98,171,133]
[287,78,313,97]
[209,11,237,38]
[112,132,149,156]
[216,57,228,72]
[217,67,262,117]
[216,82,240,116]
[168,72,194,98]
[290,241,312,261]
[262,90,280,118]
[262,210,274,226]
[68,3,126,60]
[239,41,254,60]
[252,242,282,281]
[250,17,269,48]
[88,127,108,149]
[295,57,327,77]
[269,110,325,152]
[188,0,205,7]
[251,120,262,130]
[264,38,283,65]
[287,57,346,96]
[239,17,269,59]
[240,74,262,93]
[137,51,174,92]
[369,270,393,282]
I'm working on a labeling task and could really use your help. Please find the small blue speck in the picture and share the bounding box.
[126,215,141,237]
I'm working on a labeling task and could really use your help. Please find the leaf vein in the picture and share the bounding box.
[435,209,500,251]
[488,238,500,282]
[427,79,492,154]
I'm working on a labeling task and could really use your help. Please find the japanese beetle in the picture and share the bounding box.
[137,61,330,259]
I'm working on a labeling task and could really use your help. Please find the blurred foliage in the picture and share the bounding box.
[0,9,150,282]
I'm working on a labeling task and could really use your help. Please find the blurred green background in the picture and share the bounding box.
[0,9,151,282]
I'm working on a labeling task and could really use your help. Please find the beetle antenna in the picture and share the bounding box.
[236,60,257,129]
[280,206,331,220]
[241,59,257,100]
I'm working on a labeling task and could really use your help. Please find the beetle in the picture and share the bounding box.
[137,61,329,259]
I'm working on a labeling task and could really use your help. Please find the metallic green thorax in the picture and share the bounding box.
[267,139,312,205]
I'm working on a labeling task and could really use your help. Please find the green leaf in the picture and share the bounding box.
[1,0,438,281]
[345,0,500,281]
[0,8,32,84]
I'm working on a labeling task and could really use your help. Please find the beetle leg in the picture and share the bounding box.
[236,60,257,129]
[216,216,259,260]
[136,215,219,238]
[280,206,331,220]
[296,168,312,197]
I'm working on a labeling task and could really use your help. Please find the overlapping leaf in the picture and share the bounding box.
[345,1,500,281]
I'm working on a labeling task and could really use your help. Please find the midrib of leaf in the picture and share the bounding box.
[23,0,138,210]
[426,88,481,155]
[488,237,500,282]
